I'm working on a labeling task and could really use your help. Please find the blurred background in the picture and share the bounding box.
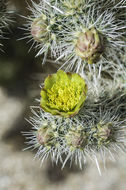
[0,0,126,190]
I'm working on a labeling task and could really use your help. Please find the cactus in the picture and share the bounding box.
[23,75,126,174]
[22,0,126,174]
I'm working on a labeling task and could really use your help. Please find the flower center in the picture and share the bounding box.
[46,80,82,112]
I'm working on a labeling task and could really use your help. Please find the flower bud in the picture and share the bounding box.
[63,0,83,9]
[75,28,103,64]
[93,122,114,146]
[65,128,87,150]
[31,16,47,42]
[36,125,54,147]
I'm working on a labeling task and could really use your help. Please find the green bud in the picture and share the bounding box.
[93,122,115,147]
[63,0,83,9]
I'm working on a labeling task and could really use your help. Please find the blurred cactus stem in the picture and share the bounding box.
[0,0,6,11]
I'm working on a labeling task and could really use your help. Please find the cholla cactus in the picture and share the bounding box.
[22,0,126,174]
[23,0,126,77]
[23,71,126,174]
